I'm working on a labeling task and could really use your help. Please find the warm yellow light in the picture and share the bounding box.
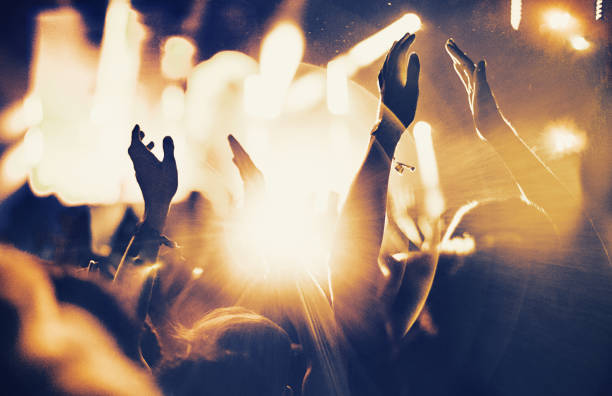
[511,0,522,30]
[546,125,586,156]
[439,233,476,255]
[23,95,44,126]
[341,13,421,76]
[161,36,196,80]
[326,58,349,115]
[192,267,204,277]
[161,85,185,121]
[569,35,590,50]
[413,121,444,218]
[245,20,305,118]
[596,0,603,20]
[285,72,325,113]
[544,10,574,31]
[227,196,330,282]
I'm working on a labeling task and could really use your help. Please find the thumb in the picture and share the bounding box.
[162,136,175,164]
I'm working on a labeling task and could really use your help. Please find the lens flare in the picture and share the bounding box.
[227,195,332,283]
[545,125,587,157]
[569,35,590,51]
[544,10,574,31]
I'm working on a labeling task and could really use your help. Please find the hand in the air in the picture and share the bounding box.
[378,32,420,128]
[445,38,504,140]
[128,124,178,213]
[228,134,265,198]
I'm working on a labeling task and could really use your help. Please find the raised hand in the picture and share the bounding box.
[445,38,504,140]
[378,33,420,129]
[228,134,265,198]
[128,124,177,230]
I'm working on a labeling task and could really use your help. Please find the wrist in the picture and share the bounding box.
[144,202,170,232]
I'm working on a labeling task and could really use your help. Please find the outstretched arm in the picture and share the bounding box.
[445,39,588,234]
[114,125,178,283]
[329,33,420,350]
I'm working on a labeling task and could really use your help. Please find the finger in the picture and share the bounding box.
[474,60,495,104]
[379,50,391,90]
[162,136,175,164]
[406,52,420,91]
[473,60,499,119]
[146,141,154,150]
[131,125,140,145]
[445,38,475,75]
[228,134,251,163]
[388,34,415,85]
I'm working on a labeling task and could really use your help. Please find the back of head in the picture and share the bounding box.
[157,306,293,396]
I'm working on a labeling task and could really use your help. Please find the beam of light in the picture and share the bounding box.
[161,36,196,80]
[226,195,331,284]
[244,21,305,119]
[569,35,591,51]
[596,0,603,20]
[161,85,185,121]
[511,0,522,30]
[543,9,575,31]
[326,58,349,115]
[413,121,444,218]
[336,13,421,76]
[545,124,587,157]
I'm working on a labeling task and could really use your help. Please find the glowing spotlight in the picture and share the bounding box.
[227,195,329,283]
[339,13,422,76]
[546,125,586,156]
[569,35,590,50]
[247,20,305,118]
[161,36,196,80]
[511,0,522,30]
[326,58,349,115]
[413,121,444,218]
[544,10,574,31]
[192,267,204,277]
[596,0,603,20]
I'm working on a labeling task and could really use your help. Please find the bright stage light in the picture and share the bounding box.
[326,58,349,115]
[337,13,422,76]
[545,125,586,156]
[596,0,603,20]
[227,195,331,283]
[161,36,196,80]
[544,10,574,31]
[511,0,522,30]
[569,35,590,51]
[246,20,304,119]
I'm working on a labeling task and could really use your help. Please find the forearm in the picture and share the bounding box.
[329,115,404,331]
[114,202,170,283]
[484,117,580,232]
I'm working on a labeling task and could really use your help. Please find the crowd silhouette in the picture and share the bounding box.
[0,29,611,396]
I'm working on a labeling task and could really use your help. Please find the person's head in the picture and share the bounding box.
[157,306,293,396]
[0,244,162,396]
